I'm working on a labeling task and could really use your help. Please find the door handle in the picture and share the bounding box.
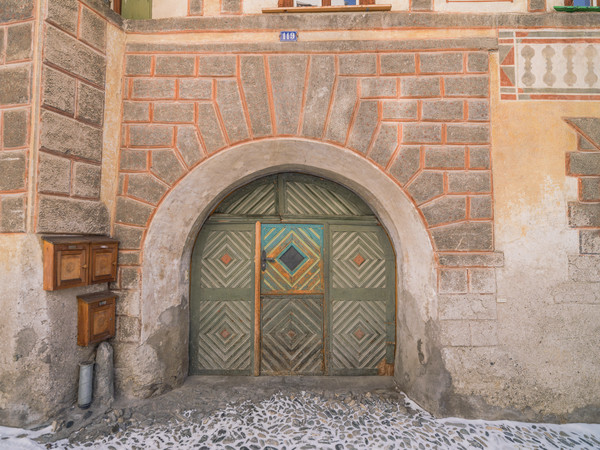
[261,250,275,271]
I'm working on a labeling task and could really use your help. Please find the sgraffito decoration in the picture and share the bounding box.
[499,30,600,100]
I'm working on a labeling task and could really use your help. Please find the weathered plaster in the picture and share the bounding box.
[101,24,126,226]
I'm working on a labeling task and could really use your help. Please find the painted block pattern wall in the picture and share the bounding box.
[0,0,36,233]
[111,39,503,362]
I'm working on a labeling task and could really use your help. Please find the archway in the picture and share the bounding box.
[190,173,396,376]
[139,139,438,406]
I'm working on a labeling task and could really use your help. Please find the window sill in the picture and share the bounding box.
[554,5,600,10]
[262,4,392,13]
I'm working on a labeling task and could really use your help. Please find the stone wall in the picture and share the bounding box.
[0,0,35,233]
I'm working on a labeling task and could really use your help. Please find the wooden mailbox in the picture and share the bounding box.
[43,236,119,291]
[77,291,117,346]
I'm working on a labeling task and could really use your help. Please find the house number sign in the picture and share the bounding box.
[280,31,298,42]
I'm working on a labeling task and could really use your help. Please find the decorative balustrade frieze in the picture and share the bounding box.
[500,30,600,100]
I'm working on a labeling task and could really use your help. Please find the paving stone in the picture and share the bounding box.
[444,76,489,97]
[431,221,493,251]
[401,77,440,97]
[115,196,154,226]
[0,150,26,191]
[568,254,600,282]
[3,108,28,148]
[438,293,496,320]
[38,152,71,194]
[123,101,150,122]
[578,134,597,151]
[125,55,152,76]
[424,146,465,169]
[153,102,195,123]
[132,79,176,99]
[438,252,504,267]
[0,65,30,105]
[369,123,398,167]
[406,171,444,204]
[412,0,433,10]
[419,53,463,74]
[468,100,489,121]
[569,202,600,227]
[421,196,466,227]
[382,100,418,120]
[0,194,25,232]
[402,123,442,144]
[216,79,250,142]
[118,251,141,267]
[580,178,600,201]
[80,6,106,52]
[155,56,195,76]
[469,146,490,169]
[151,149,185,185]
[176,126,203,167]
[470,320,498,346]
[580,229,600,254]
[448,171,491,193]
[380,53,416,74]
[240,55,272,138]
[389,146,420,185]
[222,0,241,13]
[46,0,78,34]
[269,55,307,136]
[127,173,168,205]
[360,78,396,98]
[347,101,378,154]
[301,55,335,139]
[189,0,203,14]
[468,52,489,73]
[469,268,496,294]
[422,100,463,121]
[72,162,102,198]
[120,149,147,171]
[447,124,490,144]
[568,152,600,176]
[113,224,144,249]
[197,103,226,152]
[439,320,470,346]
[41,110,103,161]
[77,82,105,125]
[179,79,212,100]
[117,315,141,342]
[0,29,4,63]
[42,66,76,114]
[198,55,236,76]
[338,54,376,75]
[37,195,109,234]
[129,125,173,147]
[470,195,493,219]
[325,78,357,144]
[44,25,105,86]
[6,22,33,62]
[439,269,468,294]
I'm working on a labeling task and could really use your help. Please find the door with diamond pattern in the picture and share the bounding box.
[260,224,324,375]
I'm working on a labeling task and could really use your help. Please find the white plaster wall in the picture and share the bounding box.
[153,0,189,18]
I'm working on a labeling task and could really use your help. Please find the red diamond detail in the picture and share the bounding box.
[220,329,231,339]
[353,254,366,266]
[287,330,296,339]
[220,253,232,265]
[354,329,365,340]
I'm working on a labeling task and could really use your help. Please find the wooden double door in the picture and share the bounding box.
[189,174,395,376]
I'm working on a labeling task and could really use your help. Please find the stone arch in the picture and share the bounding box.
[128,138,447,408]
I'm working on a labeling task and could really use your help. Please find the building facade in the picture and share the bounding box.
[0,0,599,427]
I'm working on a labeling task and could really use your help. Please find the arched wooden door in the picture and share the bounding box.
[190,174,395,376]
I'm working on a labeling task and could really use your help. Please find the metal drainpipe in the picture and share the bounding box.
[78,361,94,409]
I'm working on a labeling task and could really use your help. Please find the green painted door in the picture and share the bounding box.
[189,173,396,376]
[261,224,324,375]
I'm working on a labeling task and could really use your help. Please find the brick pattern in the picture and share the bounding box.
[565,118,600,288]
[0,2,35,233]
[37,0,109,235]
[118,47,498,347]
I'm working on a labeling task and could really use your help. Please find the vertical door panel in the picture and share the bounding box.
[190,224,255,374]
[329,225,395,374]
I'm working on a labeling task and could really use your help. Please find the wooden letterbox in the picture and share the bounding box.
[77,291,117,346]
[43,236,119,290]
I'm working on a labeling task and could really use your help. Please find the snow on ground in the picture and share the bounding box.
[1,392,599,449]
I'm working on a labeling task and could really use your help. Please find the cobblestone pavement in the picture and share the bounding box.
[2,377,599,449]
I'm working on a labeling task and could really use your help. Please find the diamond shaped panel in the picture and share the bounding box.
[279,245,305,272]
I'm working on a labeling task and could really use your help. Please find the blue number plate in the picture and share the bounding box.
[280,31,298,42]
